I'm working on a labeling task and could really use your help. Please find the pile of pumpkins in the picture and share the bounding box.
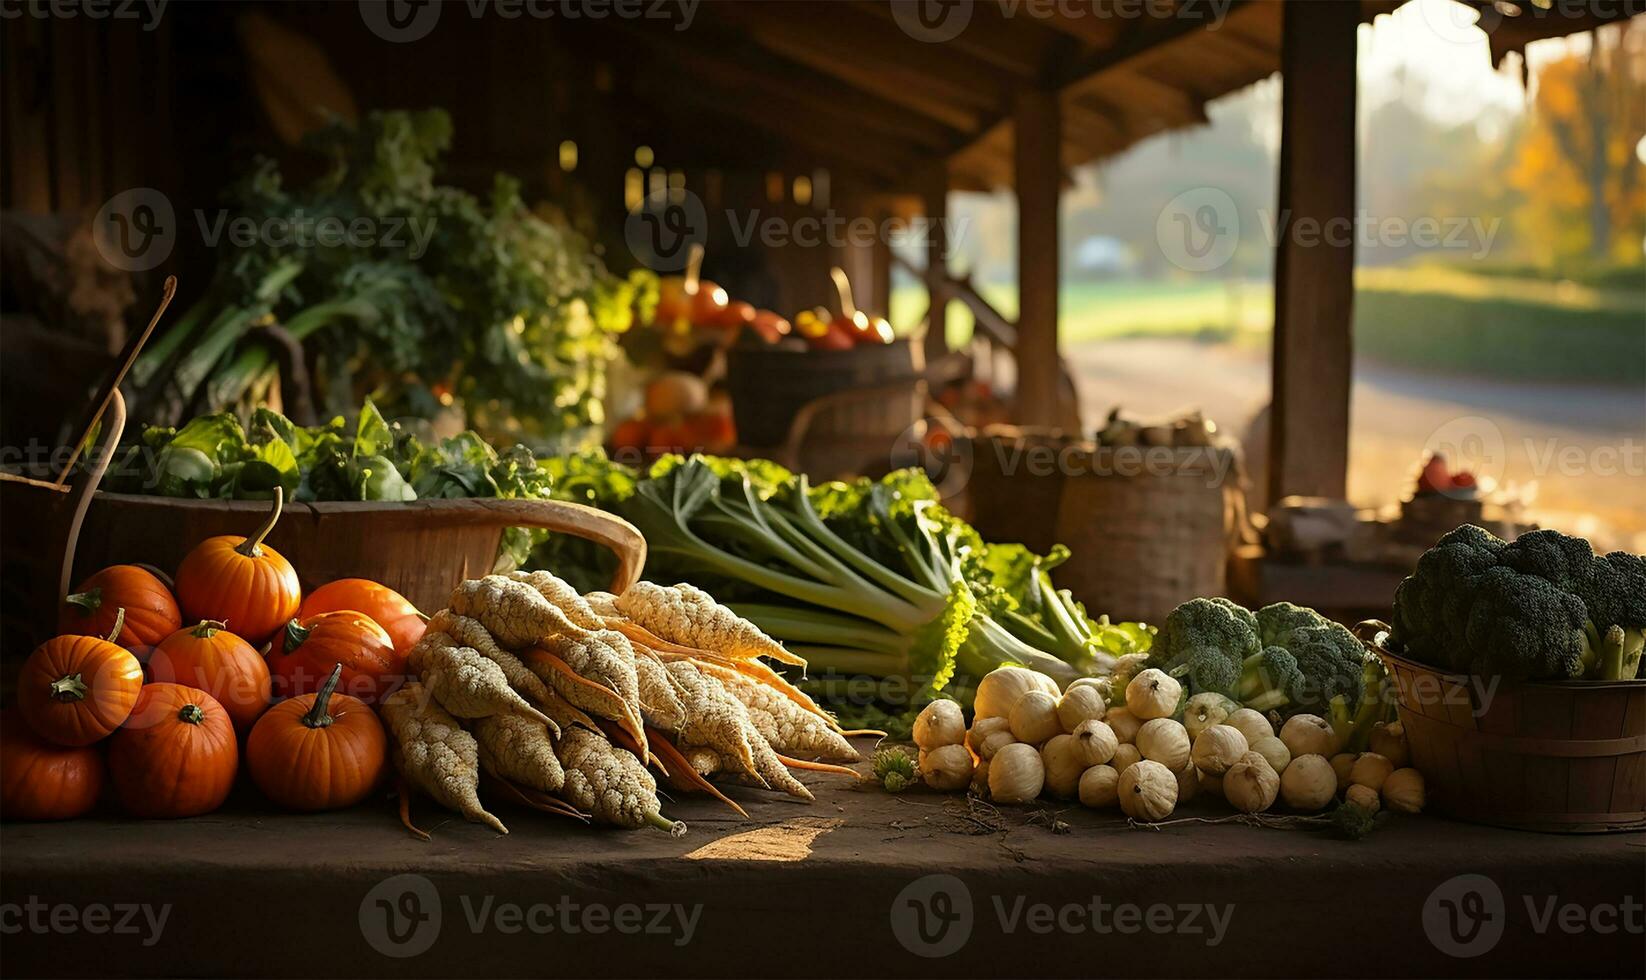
[0,489,424,822]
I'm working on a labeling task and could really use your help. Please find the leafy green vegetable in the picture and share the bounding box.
[104,398,554,568]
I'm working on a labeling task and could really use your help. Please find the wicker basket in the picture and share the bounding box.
[965,426,1071,555]
[1358,621,1646,834]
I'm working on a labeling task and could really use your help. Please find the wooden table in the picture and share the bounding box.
[3,752,1641,979]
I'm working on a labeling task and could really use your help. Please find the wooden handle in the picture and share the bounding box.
[1353,619,1392,645]
[58,389,128,601]
[464,498,647,594]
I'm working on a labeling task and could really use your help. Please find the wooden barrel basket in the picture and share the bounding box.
[1358,621,1646,834]
[725,339,919,448]
[1,392,647,654]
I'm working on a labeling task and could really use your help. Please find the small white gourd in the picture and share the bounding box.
[912,699,966,751]
[1369,721,1410,769]
[1190,724,1248,775]
[1349,752,1395,793]
[1135,718,1191,771]
[1382,768,1425,813]
[1124,668,1181,721]
[1040,734,1086,799]
[1279,754,1335,812]
[919,743,974,792]
[1175,761,1200,804]
[1008,689,1062,745]
[1330,753,1356,794]
[974,666,1059,720]
[978,729,1016,760]
[1279,714,1336,758]
[1183,692,1238,741]
[1078,764,1120,808]
[1248,734,1292,774]
[966,716,1010,755]
[1110,743,1142,773]
[1345,783,1381,812]
[1223,751,1279,814]
[1055,685,1106,732]
[1105,707,1141,744]
[988,742,1045,804]
[1225,708,1273,745]
[1070,719,1118,767]
[970,756,991,797]
[1118,760,1178,821]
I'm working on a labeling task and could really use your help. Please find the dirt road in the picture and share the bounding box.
[1064,337,1646,550]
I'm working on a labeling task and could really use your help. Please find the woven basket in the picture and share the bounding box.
[965,426,1071,555]
[1359,621,1646,834]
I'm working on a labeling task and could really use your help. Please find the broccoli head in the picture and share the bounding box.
[1255,601,1327,648]
[1286,623,1367,715]
[1394,524,1644,680]
[1153,597,1262,691]
[1235,646,1303,711]
[1461,565,1595,680]
[1391,524,1506,671]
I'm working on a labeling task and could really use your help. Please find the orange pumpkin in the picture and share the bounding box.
[173,487,301,646]
[0,713,104,820]
[59,564,181,659]
[17,610,144,747]
[107,683,238,818]
[298,579,426,656]
[247,663,387,810]
[147,621,272,735]
[267,610,403,705]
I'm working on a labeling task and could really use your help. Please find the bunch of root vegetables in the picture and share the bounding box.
[393,574,863,835]
[902,662,1424,829]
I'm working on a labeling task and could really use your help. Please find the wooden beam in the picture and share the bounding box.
[1013,88,1062,428]
[921,165,950,361]
[856,1,1067,80]
[1269,0,1358,503]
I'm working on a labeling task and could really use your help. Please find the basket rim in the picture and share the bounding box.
[1364,628,1646,692]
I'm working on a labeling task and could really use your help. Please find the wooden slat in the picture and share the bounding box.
[921,165,950,360]
[857,1,1067,80]
[1268,0,1357,502]
[1013,88,1062,428]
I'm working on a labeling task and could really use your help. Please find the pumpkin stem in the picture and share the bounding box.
[49,673,89,702]
[105,607,127,645]
[178,703,205,725]
[235,485,284,558]
[303,663,344,729]
[64,587,103,617]
[190,620,227,639]
[283,617,311,651]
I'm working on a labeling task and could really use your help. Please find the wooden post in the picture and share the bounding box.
[921,167,950,361]
[1269,0,1358,503]
[1013,87,1062,428]
[869,202,893,318]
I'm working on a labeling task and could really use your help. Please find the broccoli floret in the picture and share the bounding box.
[1235,646,1302,711]
[1580,551,1646,679]
[1176,647,1241,696]
[1286,623,1367,715]
[1255,602,1324,648]
[1152,597,1261,694]
[1391,524,1505,672]
[1499,528,1596,594]
[1461,565,1595,680]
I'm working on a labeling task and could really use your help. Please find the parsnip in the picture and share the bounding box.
[428,610,557,723]
[702,662,857,761]
[616,581,803,665]
[381,682,507,835]
[632,649,687,730]
[411,631,558,731]
[556,727,683,834]
[663,660,760,776]
[474,713,564,793]
[449,576,585,649]
[509,570,605,631]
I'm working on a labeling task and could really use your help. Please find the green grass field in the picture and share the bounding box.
[891,265,1645,385]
